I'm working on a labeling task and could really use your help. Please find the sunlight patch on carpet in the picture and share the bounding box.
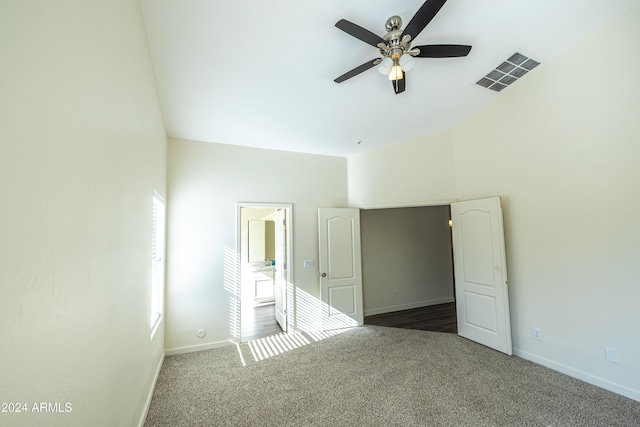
[245,328,353,362]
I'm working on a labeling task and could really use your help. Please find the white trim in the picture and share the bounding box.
[355,200,457,210]
[137,352,165,427]
[513,348,640,403]
[165,340,234,356]
[364,297,455,317]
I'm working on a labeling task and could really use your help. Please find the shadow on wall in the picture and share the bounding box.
[224,246,241,340]
[226,246,359,336]
[225,245,359,367]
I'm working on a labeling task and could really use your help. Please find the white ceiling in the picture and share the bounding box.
[141,0,639,157]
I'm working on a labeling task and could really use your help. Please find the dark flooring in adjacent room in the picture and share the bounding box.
[242,301,457,342]
[241,303,282,341]
[364,302,457,334]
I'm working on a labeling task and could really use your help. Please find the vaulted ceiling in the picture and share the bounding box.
[141,0,639,157]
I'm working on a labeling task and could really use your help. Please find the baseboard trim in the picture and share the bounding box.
[364,297,455,317]
[165,339,234,356]
[138,352,164,427]
[513,347,640,403]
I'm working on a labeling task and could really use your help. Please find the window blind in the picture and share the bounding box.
[151,193,166,333]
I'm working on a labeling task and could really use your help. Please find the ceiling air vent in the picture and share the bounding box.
[476,52,540,92]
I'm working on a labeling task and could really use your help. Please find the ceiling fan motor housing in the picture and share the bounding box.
[385,15,402,32]
[384,17,405,49]
[381,16,415,60]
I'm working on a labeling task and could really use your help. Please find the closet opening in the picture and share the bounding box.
[360,205,457,333]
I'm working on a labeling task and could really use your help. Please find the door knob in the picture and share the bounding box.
[321,272,327,278]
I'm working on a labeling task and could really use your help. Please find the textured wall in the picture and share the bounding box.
[348,130,457,208]
[0,0,167,425]
[165,140,348,353]
[453,5,640,401]
[346,5,640,401]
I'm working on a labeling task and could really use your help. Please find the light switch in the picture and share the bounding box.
[304,260,314,268]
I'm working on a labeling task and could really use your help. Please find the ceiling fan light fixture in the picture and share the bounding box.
[399,53,415,71]
[388,64,403,81]
[378,57,393,75]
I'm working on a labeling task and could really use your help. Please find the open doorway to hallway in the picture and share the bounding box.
[238,204,292,342]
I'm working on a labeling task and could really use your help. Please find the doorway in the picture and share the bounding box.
[359,198,512,355]
[360,205,457,333]
[237,203,292,342]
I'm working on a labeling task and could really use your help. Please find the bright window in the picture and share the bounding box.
[151,192,165,336]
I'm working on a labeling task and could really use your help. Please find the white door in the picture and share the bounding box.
[451,197,512,355]
[318,208,364,329]
[274,209,287,332]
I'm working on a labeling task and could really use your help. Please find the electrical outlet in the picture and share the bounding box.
[605,347,618,363]
[392,290,398,297]
[533,328,541,340]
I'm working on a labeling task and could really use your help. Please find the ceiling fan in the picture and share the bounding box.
[334,0,471,94]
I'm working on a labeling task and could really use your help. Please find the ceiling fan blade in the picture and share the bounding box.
[335,19,385,47]
[414,44,472,58]
[392,74,406,94]
[334,59,379,83]
[402,0,447,40]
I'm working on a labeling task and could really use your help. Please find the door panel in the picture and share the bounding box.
[463,291,498,332]
[329,285,356,316]
[327,217,355,279]
[460,211,495,286]
[274,209,287,331]
[318,208,363,329]
[451,197,512,355]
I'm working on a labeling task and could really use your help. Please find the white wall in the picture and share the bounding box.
[453,6,640,400]
[361,207,454,315]
[165,139,347,353]
[0,1,167,426]
[348,5,640,401]
[348,130,457,208]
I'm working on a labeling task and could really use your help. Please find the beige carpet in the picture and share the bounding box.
[144,326,640,426]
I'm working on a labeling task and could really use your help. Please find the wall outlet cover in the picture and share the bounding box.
[605,347,618,363]
[533,328,541,340]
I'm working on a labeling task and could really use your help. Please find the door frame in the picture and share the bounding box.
[236,202,293,342]
[359,198,512,354]
[359,200,458,316]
